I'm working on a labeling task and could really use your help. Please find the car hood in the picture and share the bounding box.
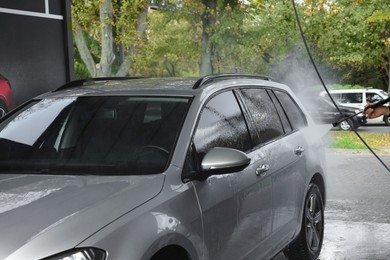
[0,173,165,260]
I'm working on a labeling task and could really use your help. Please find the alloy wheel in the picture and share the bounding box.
[305,193,324,255]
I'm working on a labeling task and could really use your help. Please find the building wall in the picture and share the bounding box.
[0,0,73,107]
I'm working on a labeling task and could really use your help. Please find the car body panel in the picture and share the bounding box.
[77,166,204,260]
[0,173,164,260]
[229,146,274,259]
[306,97,365,129]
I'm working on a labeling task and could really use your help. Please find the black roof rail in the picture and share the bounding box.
[54,76,145,92]
[192,73,273,89]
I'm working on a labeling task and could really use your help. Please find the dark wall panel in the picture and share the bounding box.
[0,0,45,13]
[0,0,73,107]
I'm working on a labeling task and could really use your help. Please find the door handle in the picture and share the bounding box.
[295,146,305,156]
[255,164,270,177]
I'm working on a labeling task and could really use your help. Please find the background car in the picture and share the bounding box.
[0,73,12,117]
[306,97,366,130]
[0,74,326,260]
[320,88,389,125]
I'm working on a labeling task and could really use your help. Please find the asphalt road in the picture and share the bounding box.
[273,149,390,260]
[356,124,390,134]
[332,123,390,134]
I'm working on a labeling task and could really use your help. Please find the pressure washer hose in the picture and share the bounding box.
[291,0,390,172]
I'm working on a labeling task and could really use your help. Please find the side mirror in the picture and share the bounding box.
[201,147,250,174]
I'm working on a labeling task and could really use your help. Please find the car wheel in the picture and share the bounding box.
[338,119,353,131]
[384,116,390,126]
[0,102,7,118]
[284,183,324,260]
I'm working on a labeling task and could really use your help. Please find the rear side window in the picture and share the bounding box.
[275,91,307,130]
[341,93,362,104]
[193,91,251,159]
[268,90,293,134]
[239,88,284,146]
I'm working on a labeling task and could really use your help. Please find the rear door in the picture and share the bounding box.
[230,88,284,259]
[271,90,308,248]
[235,87,307,256]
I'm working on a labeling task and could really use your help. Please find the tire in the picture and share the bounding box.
[338,119,353,131]
[384,116,390,126]
[0,102,7,118]
[284,183,324,260]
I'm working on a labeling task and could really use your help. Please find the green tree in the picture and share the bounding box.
[163,0,250,76]
[72,0,149,77]
[302,0,390,91]
[133,11,201,76]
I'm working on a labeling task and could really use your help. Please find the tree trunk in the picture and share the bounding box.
[387,61,390,95]
[200,30,213,76]
[97,0,115,77]
[74,20,97,77]
[200,0,217,76]
[116,6,148,76]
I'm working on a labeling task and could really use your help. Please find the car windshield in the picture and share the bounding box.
[0,96,190,175]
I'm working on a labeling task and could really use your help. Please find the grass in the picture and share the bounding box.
[329,131,390,149]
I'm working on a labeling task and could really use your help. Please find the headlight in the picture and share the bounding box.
[42,248,106,260]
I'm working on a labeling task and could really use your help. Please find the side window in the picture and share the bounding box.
[239,88,284,146]
[366,93,383,103]
[193,91,251,159]
[268,90,293,134]
[341,93,362,104]
[275,90,307,130]
[330,93,341,102]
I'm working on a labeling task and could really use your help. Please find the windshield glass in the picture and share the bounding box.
[0,96,190,175]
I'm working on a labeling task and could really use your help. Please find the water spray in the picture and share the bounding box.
[291,0,390,172]
[332,97,390,127]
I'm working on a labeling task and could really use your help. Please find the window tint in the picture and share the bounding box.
[330,93,341,102]
[341,93,362,104]
[269,90,293,134]
[275,91,307,130]
[240,88,284,146]
[0,96,190,175]
[193,91,251,159]
[366,93,383,103]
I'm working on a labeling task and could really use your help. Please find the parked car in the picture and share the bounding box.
[0,74,327,260]
[0,73,12,117]
[306,97,366,130]
[320,88,389,125]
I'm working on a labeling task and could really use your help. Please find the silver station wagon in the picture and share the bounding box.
[0,74,326,260]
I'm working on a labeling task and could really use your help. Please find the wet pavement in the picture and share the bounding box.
[274,149,390,260]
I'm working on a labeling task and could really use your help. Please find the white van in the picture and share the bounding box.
[320,88,389,125]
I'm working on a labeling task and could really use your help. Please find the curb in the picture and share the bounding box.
[328,147,390,155]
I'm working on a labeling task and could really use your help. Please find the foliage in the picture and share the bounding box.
[72,0,150,77]
[70,0,389,94]
[236,0,300,73]
[330,131,390,149]
[302,0,390,91]
[74,60,91,79]
[150,0,299,75]
[133,12,201,76]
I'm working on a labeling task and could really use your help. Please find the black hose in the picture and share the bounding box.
[291,0,390,172]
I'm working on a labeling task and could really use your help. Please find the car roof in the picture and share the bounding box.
[325,88,384,93]
[36,75,292,100]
